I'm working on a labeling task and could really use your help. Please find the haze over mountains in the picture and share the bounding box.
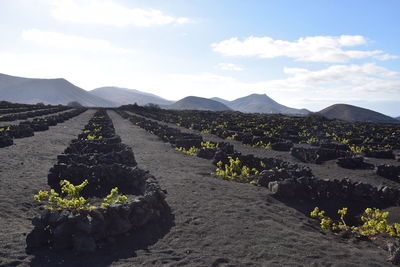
[0,72,398,123]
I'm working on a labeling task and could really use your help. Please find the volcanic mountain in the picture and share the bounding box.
[0,73,115,107]
[90,87,173,107]
[318,104,399,123]
[168,96,231,111]
[212,94,309,115]
[210,97,232,106]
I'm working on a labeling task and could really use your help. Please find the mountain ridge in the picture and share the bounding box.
[90,86,173,106]
[318,103,399,123]
[210,97,231,106]
[168,96,231,111]
[0,73,115,107]
[211,94,309,115]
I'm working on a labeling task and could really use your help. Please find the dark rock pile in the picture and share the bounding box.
[117,111,203,150]
[0,131,13,148]
[336,156,375,169]
[271,140,293,151]
[27,180,167,252]
[6,124,34,138]
[365,149,395,159]
[375,165,400,181]
[290,146,350,164]
[0,108,87,147]
[27,109,168,252]
[0,102,49,114]
[267,176,400,206]
[0,106,70,122]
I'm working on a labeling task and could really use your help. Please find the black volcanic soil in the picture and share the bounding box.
[0,108,395,266]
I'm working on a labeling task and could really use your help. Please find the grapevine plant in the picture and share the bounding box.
[101,187,128,207]
[215,156,259,184]
[34,179,127,214]
[86,134,103,140]
[175,146,198,156]
[311,207,400,238]
[200,141,218,149]
[254,140,271,149]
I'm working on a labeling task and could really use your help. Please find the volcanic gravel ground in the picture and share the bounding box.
[106,110,392,266]
[0,109,95,266]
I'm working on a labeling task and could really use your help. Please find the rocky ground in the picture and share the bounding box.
[0,108,397,266]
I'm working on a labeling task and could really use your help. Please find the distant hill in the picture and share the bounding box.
[318,104,399,123]
[212,94,309,115]
[0,73,115,107]
[90,87,173,106]
[169,96,231,111]
[210,97,231,106]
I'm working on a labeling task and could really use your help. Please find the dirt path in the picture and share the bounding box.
[0,109,95,267]
[108,110,391,267]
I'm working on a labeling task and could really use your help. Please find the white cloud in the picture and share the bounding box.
[212,35,397,63]
[22,29,131,54]
[216,63,243,71]
[375,54,400,60]
[281,63,400,87]
[51,0,190,27]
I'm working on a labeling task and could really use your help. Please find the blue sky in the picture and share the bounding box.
[0,0,399,115]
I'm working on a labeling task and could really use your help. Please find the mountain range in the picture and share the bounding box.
[211,94,309,115]
[0,72,398,123]
[0,73,115,107]
[90,86,173,106]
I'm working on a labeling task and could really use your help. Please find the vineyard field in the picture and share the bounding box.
[0,104,399,266]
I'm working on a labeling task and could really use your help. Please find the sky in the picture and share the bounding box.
[0,0,399,116]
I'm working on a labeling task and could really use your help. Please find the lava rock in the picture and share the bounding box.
[376,164,400,180]
[365,149,395,159]
[271,141,293,151]
[0,134,13,148]
[197,148,216,159]
[268,179,297,198]
[336,156,375,169]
